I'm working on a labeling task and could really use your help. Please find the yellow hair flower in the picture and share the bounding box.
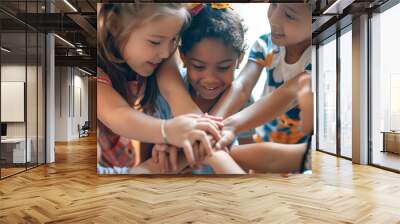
[187,3,232,16]
[210,3,232,10]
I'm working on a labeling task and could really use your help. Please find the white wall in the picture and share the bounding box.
[1,64,45,163]
[55,66,69,141]
[73,73,89,138]
[54,67,89,141]
[232,3,270,100]
[1,65,37,138]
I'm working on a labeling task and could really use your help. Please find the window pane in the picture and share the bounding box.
[340,29,352,158]
[318,37,337,154]
[1,29,28,177]
[371,3,400,171]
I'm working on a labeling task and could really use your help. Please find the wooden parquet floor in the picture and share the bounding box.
[0,135,400,223]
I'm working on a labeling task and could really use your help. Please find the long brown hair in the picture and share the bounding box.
[97,3,190,113]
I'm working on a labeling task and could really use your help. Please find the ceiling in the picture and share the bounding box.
[1,0,396,74]
[0,0,97,74]
[312,0,391,44]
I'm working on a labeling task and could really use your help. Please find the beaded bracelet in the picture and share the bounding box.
[161,120,169,145]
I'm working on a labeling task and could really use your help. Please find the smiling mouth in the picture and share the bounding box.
[204,86,218,90]
[147,62,160,67]
[272,31,285,39]
[197,84,223,99]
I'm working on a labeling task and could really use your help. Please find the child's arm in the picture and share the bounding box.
[130,150,188,174]
[136,147,247,174]
[216,72,307,149]
[229,143,306,173]
[205,150,245,174]
[98,82,165,143]
[298,75,313,134]
[209,61,264,118]
[98,82,221,165]
[157,54,202,116]
[149,141,246,174]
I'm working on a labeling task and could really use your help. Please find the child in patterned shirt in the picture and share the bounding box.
[213,3,314,173]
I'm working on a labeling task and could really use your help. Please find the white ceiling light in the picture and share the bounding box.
[54,34,75,48]
[63,0,78,12]
[1,47,11,53]
[78,67,93,76]
[323,0,354,15]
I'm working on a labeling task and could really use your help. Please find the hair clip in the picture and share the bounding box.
[187,3,205,16]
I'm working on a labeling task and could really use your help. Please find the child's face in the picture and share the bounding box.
[268,3,312,47]
[121,13,186,77]
[182,38,240,100]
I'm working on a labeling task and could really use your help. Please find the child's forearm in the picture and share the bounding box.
[129,153,189,174]
[210,61,263,118]
[225,75,299,134]
[229,143,306,173]
[298,75,314,134]
[103,105,165,144]
[205,150,245,174]
[98,83,164,144]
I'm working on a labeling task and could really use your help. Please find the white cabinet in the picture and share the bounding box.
[1,82,25,122]
[1,138,31,163]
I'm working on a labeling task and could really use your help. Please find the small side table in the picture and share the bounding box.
[381,131,400,155]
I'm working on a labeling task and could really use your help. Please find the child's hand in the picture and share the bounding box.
[165,114,222,166]
[214,117,237,151]
[202,113,224,128]
[152,144,178,173]
[193,135,217,163]
[215,128,235,152]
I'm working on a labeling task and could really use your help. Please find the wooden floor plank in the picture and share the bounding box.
[0,135,399,223]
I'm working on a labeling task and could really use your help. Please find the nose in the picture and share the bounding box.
[158,43,170,59]
[202,69,220,84]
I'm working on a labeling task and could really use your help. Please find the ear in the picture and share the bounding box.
[236,53,244,69]
[179,48,187,68]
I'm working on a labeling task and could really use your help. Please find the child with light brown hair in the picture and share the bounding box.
[97,3,222,174]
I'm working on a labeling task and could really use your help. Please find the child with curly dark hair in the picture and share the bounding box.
[150,3,252,173]
[145,3,314,174]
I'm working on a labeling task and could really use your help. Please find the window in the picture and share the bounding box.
[317,36,337,155]
[370,2,400,171]
[0,1,47,179]
[339,28,352,158]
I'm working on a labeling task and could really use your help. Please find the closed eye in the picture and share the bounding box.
[285,12,296,20]
[149,40,161,45]
[193,65,205,70]
[218,66,231,71]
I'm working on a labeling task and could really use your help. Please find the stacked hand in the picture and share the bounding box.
[152,113,223,173]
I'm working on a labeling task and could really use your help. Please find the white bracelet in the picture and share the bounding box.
[161,120,169,145]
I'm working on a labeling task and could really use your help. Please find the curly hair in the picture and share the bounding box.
[180,4,247,56]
